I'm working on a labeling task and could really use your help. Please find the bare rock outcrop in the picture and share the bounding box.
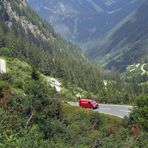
[0,59,6,74]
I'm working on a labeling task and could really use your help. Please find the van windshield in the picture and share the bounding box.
[91,101,96,104]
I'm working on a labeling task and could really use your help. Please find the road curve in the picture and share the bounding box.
[68,102,133,118]
[141,63,146,75]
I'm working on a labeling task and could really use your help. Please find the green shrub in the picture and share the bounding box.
[0,47,11,56]
[128,94,148,130]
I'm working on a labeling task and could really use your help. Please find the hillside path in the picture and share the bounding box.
[141,63,146,75]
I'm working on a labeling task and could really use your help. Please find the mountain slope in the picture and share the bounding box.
[87,0,148,71]
[0,0,104,93]
[27,0,142,48]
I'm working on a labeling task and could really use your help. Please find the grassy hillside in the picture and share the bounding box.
[0,57,147,147]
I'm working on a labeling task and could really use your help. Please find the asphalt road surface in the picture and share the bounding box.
[68,102,133,118]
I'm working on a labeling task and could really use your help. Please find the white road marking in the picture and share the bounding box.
[99,104,133,108]
[120,110,131,113]
[99,108,111,110]
[97,111,124,118]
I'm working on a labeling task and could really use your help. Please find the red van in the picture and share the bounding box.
[79,99,99,109]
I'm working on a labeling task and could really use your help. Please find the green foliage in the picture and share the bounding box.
[0,2,105,95]
[0,57,61,144]
[0,47,10,56]
[0,0,147,147]
[128,94,148,130]
[0,0,147,105]
[0,89,147,147]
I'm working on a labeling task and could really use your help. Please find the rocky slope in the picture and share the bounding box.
[0,0,104,93]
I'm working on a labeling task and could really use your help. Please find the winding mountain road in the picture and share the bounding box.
[141,63,146,75]
[68,102,133,118]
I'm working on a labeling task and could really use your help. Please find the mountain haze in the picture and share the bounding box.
[27,0,148,72]
[28,0,142,48]
[87,0,148,71]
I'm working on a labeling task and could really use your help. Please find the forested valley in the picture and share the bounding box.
[0,0,147,147]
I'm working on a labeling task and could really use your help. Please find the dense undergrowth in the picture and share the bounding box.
[0,56,147,147]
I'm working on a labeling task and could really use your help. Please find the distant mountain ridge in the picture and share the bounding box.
[27,0,142,47]
[27,0,147,72]
[87,0,148,71]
